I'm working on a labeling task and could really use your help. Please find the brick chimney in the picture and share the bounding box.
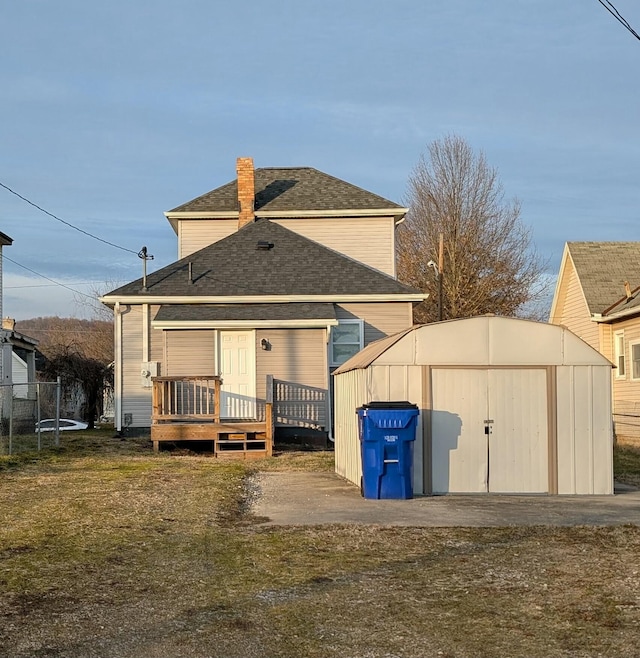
[236,157,255,229]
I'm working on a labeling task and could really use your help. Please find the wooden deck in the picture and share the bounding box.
[150,376,274,459]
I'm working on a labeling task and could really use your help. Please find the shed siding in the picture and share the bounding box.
[556,365,613,494]
[336,303,413,345]
[551,257,598,350]
[272,217,396,276]
[333,364,424,493]
[178,219,237,258]
[121,305,152,427]
[256,328,328,428]
[333,369,368,484]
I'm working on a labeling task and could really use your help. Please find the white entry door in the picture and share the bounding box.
[431,369,548,494]
[219,331,256,419]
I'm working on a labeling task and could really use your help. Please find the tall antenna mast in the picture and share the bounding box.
[138,246,154,291]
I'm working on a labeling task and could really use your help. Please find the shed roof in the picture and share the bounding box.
[333,316,612,374]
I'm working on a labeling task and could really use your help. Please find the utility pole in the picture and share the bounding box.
[138,246,154,292]
[438,233,444,321]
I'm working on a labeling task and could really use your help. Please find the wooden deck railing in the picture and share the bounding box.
[151,375,275,457]
[151,376,222,423]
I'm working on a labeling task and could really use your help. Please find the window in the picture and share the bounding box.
[615,331,626,378]
[330,320,364,366]
[631,341,640,380]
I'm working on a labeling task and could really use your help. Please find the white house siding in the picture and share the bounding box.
[336,303,413,345]
[121,305,152,427]
[272,217,396,276]
[178,219,237,258]
[12,352,28,399]
[256,328,328,428]
[556,365,613,494]
[164,330,217,376]
[551,256,599,351]
[603,316,640,443]
[150,307,163,365]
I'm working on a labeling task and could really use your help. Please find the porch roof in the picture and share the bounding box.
[154,302,337,323]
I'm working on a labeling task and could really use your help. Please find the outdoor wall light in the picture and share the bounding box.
[261,338,271,351]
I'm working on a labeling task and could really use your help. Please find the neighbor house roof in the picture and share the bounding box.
[567,242,640,317]
[167,167,405,215]
[103,219,424,302]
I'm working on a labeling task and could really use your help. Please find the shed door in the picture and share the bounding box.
[219,331,256,419]
[431,369,548,494]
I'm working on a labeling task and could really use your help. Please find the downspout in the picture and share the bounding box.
[114,302,123,433]
[326,323,335,443]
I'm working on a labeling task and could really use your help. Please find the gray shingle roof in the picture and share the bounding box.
[169,167,404,214]
[568,242,640,315]
[155,303,336,322]
[107,219,421,298]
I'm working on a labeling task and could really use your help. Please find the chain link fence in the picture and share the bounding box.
[0,378,62,455]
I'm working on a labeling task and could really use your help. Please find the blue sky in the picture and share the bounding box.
[1,1,639,319]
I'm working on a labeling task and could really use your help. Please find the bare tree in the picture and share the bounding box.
[40,344,109,429]
[397,135,548,323]
[73,279,120,323]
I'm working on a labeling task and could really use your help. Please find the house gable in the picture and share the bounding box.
[167,162,407,275]
[549,245,598,350]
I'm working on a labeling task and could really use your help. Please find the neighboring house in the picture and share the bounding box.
[101,158,426,451]
[549,241,640,442]
[0,231,38,412]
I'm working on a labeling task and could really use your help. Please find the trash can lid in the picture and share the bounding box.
[359,401,418,410]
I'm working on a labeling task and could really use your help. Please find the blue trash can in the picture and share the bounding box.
[357,401,420,499]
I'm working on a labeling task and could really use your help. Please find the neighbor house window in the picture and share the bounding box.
[615,331,626,378]
[631,341,640,380]
[330,320,364,366]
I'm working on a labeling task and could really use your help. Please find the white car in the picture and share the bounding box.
[36,419,89,432]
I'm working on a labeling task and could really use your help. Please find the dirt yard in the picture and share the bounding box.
[1,433,640,657]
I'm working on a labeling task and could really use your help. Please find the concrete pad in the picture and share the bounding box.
[251,472,640,527]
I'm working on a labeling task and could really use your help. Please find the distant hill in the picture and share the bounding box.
[15,317,113,364]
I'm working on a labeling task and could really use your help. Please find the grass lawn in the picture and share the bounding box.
[1,433,639,657]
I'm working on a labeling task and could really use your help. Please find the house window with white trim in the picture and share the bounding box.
[614,331,626,378]
[330,320,364,366]
[631,341,640,380]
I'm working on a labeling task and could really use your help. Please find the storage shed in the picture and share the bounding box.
[333,316,614,495]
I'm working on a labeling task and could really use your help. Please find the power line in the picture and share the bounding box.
[2,255,94,300]
[0,181,139,255]
[5,282,100,289]
[596,0,640,41]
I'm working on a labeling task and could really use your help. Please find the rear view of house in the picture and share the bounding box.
[102,158,425,454]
